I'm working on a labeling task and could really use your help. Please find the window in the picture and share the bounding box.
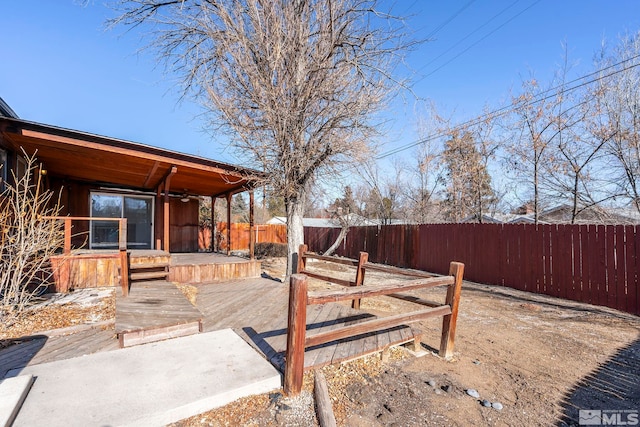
[90,192,154,249]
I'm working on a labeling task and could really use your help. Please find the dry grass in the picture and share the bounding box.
[175,283,199,306]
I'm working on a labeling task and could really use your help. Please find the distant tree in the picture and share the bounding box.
[359,161,404,224]
[506,77,562,224]
[442,130,495,222]
[199,196,213,228]
[539,54,617,224]
[593,32,640,213]
[232,193,249,223]
[324,186,360,256]
[402,109,447,224]
[328,185,356,215]
[110,0,414,276]
[265,189,286,219]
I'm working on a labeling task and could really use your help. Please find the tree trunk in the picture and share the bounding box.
[324,225,349,256]
[285,191,306,278]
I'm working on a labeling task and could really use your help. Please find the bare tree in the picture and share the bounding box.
[402,110,446,224]
[110,0,414,275]
[506,77,564,223]
[593,32,640,213]
[358,159,405,225]
[541,59,617,224]
[1,153,65,325]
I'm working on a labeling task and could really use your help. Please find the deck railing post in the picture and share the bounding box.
[352,251,368,309]
[284,274,308,396]
[297,244,308,274]
[119,218,129,297]
[64,218,72,254]
[439,261,464,358]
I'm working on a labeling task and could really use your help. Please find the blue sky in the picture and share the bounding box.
[2,1,640,168]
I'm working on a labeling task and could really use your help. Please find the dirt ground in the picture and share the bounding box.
[3,258,638,426]
[176,257,640,427]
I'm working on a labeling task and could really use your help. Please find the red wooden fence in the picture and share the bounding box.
[199,223,287,251]
[304,223,640,316]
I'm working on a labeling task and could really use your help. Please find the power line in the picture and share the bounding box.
[417,0,521,76]
[376,56,640,160]
[424,0,477,40]
[421,0,542,79]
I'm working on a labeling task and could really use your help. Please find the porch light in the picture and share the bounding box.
[180,193,190,203]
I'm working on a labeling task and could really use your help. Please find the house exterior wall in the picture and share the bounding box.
[48,176,199,252]
[169,197,199,252]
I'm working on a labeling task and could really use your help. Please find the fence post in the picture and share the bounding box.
[352,251,368,309]
[439,261,464,358]
[297,244,308,274]
[284,274,308,396]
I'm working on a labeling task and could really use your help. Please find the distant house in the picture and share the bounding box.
[267,213,379,228]
[537,204,640,225]
[460,213,516,224]
[459,204,640,225]
[0,96,261,253]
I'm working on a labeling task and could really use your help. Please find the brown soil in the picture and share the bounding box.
[0,288,115,350]
[176,257,640,427]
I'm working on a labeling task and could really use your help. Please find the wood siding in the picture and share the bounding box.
[169,198,199,252]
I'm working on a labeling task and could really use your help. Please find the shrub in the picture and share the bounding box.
[1,152,65,325]
[255,242,287,258]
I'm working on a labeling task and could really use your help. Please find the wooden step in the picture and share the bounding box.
[129,262,170,270]
[118,320,202,347]
[130,270,170,281]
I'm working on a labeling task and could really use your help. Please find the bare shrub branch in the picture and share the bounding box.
[0,152,65,325]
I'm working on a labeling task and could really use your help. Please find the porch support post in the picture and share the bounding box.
[155,186,162,250]
[211,196,216,252]
[249,190,255,260]
[226,192,232,256]
[163,166,177,252]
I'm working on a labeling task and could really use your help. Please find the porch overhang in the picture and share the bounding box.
[0,116,263,197]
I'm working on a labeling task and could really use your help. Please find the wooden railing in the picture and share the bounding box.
[44,216,130,296]
[284,245,464,395]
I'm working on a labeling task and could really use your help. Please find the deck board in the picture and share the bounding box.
[115,280,203,347]
[194,278,419,372]
[116,280,203,332]
[0,327,117,378]
[2,274,421,380]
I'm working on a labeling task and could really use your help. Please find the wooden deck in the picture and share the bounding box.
[49,250,260,292]
[0,326,118,379]
[1,276,420,378]
[197,278,419,372]
[169,252,261,284]
[115,280,203,347]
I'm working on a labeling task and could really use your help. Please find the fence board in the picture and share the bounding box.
[615,225,627,313]
[572,225,582,304]
[624,226,636,315]
[632,227,640,316]
[594,225,608,308]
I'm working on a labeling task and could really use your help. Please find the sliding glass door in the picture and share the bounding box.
[90,193,153,249]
